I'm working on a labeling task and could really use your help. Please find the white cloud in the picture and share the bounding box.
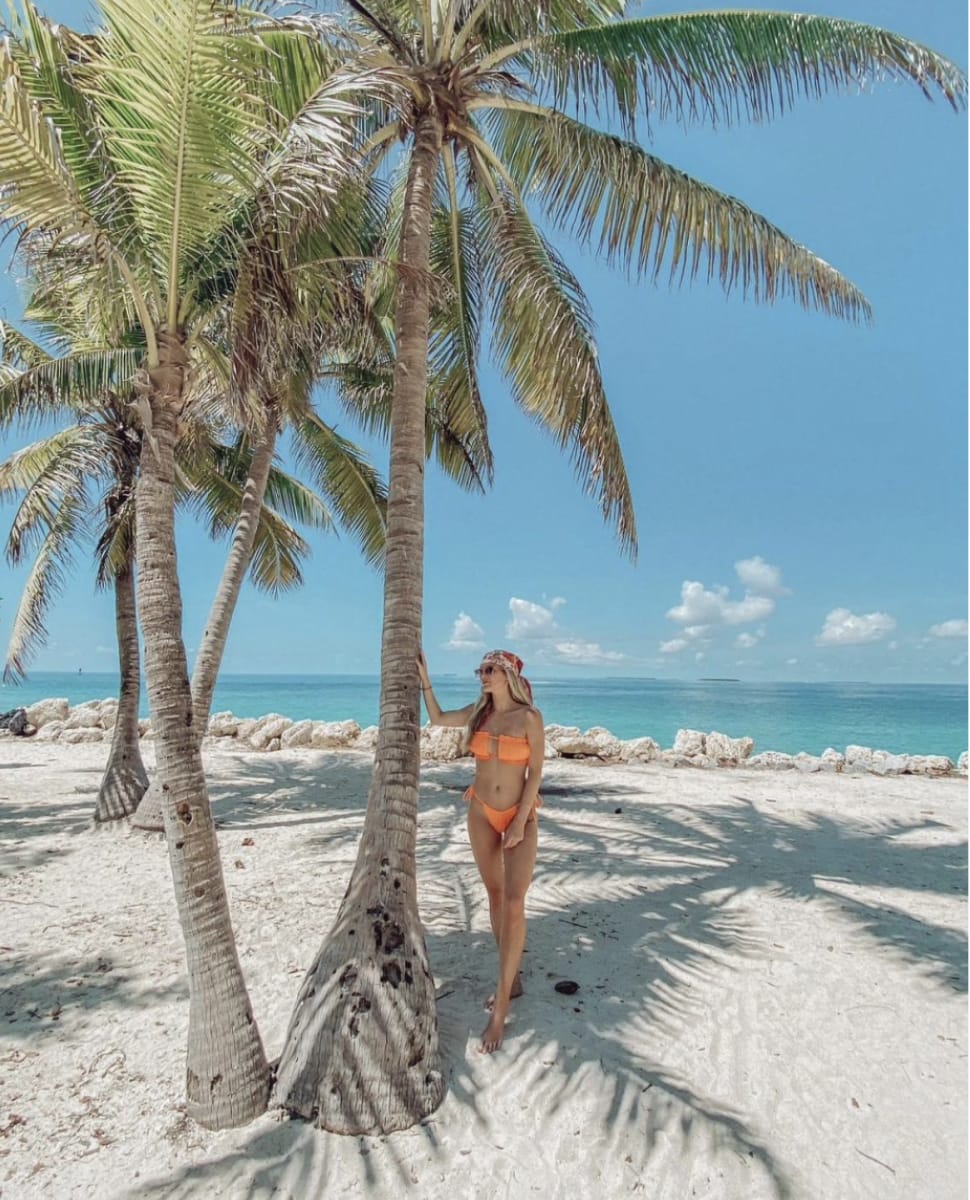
[505,596,622,665]
[735,556,789,597]
[506,596,562,641]
[929,618,968,639]
[667,580,775,627]
[552,639,625,665]
[694,651,705,663]
[735,630,765,649]
[444,612,486,651]
[816,608,896,647]
[659,638,689,654]
[786,658,798,665]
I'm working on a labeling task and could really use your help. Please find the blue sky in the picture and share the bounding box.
[0,0,966,685]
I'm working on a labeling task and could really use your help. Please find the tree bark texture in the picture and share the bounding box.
[94,565,149,822]
[136,329,270,1129]
[132,407,279,832]
[191,406,278,730]
[272,111,445,1134]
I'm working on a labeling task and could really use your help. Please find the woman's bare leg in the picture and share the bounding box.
[480,816,537,1053]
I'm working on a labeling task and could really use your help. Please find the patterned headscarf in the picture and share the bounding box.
[479,650,532,702]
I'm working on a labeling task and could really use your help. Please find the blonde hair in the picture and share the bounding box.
[461,668,534,752]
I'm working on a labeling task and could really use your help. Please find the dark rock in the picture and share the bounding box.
[554,980,579,995]
[0,708,30,736]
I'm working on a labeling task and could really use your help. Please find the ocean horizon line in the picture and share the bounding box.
[6,669,967,690]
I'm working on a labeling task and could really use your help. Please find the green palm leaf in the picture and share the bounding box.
[530,12,967,132]
[0,345,142,428]
[0,425,106,560]
[477,190,637,557]
[0,37,104,246]
[488,104,870,320]
[93,0,264,325]
[291,412,388,569]
[2,486,87,683]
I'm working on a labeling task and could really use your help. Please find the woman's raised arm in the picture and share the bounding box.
[417,651,473,727]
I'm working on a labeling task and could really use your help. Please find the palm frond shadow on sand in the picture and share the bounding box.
[122,753,965,1200]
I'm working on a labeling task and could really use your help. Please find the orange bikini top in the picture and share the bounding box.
[469,729,530,765]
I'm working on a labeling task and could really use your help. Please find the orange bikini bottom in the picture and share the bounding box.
[464,787,542,835]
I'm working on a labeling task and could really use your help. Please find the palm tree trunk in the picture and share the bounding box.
[272,110,445,1134]
[191,404,278,729]
[94,564,149,822]
[131,405,278,831]
[137,329,270,1129]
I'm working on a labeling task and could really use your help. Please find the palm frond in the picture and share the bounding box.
[3,487,87,683]
[93,0,265,324]
[0,346,142,429]
[488,104,871,321]
[290,412,387,569]
[0,425,107,562]
[478,190,637,558]
[178,434,318,592]
[94,480,137,587]
[427,149,493,490]
[530,12,967,132]
[0,37,107,247]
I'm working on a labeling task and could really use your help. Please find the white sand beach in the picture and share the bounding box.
[0,737,966,1200]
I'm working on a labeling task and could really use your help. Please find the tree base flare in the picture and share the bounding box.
[271,905,445,1135]
[130,777,165,831]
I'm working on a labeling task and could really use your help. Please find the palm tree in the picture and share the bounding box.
[0,316,366,823]
[0,318,150,821]
[270,1,965,1134]
[0,0,373,1127]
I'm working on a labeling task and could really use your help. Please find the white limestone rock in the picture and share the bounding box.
[62,727,104,744]
[310,720,361,749]
[65,702,104,730]
[421,725,465,761]
[672,729,706,757]
[250,716,292,750]
[870,750,909,776]
[355,726,379,752]
[265,737,282,753]
[138,720,153,739]
[26,698,69,727]
[34,720,65,742]
[820,748,845,773]
[844,745,875,771]
[905,755,953,778]
[100,702,118,731]
[235,718,257,743]
[705,731,755,765]
[747,751,795,770]
[208,712,240,738]
[793,753,823,773]
[281,720,314,748]
[548,725,623,759]
[957,752,968,774]
[661,749,711,769]
[620,736,662,763]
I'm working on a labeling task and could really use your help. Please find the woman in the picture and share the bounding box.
[418,648,544,1054]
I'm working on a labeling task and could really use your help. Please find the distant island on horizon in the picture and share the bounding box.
[699,677,741,683]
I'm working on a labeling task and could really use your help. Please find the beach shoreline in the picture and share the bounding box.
[0,738,966,1199]
[10,695,968,779]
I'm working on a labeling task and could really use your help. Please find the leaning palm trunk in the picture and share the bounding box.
[94,564,149,822]
[191,405,278,729]
[136,330,270,1129]
[132,407,279,832]
[272,111,445,1134]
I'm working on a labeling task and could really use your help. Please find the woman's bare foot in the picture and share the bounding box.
[478,1008,508,1054]
[484,972,523,1011]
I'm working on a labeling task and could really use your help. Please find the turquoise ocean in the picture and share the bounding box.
[1,672,966,760]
